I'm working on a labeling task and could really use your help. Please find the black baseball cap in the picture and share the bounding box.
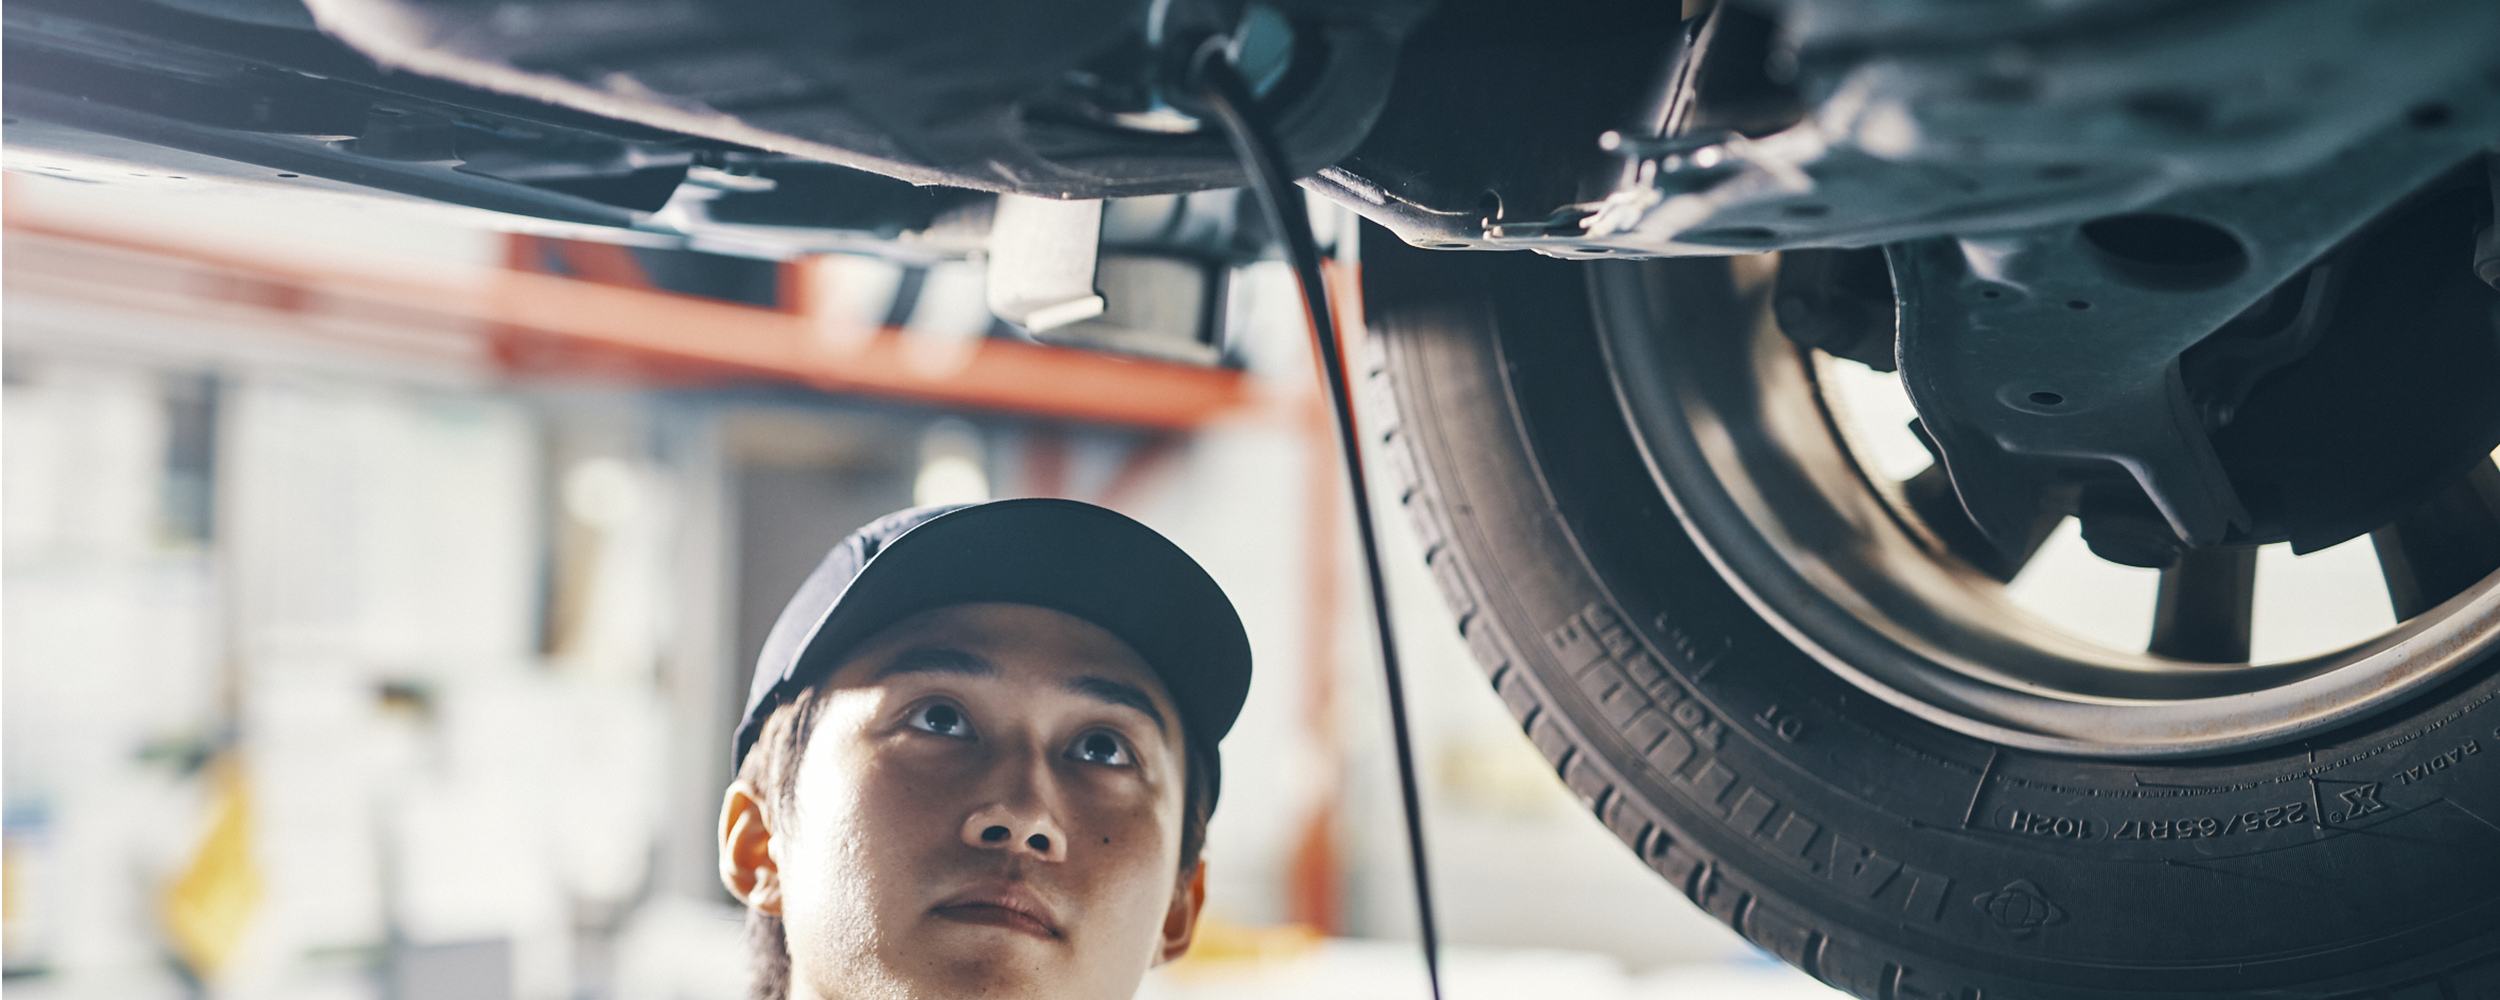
[732,498,1252,805]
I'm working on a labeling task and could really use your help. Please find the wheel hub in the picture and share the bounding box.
[1593,235,2500,757]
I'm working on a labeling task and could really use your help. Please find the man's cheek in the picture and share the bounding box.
[868,765,1011,913]
[1078,798,1180,891]
[789,757,955,914]
[861,756,987,850]
[785,797,949,967]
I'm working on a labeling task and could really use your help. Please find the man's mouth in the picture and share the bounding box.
[931,884,1063,940]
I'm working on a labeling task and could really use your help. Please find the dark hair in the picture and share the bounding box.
[733,686,1216,1000]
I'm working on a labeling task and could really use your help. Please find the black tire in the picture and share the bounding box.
[1358,229,2500,999]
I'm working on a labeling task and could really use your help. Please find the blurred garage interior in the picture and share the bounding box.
[0,169,1851,1000]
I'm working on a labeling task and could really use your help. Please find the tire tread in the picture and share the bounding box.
[1365,339,1947,1000]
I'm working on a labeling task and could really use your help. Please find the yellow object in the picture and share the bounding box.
[161,754,264,979]
[1164,914,1324,978]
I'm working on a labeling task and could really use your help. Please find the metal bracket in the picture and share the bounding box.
[1890,111,2493,562]
[985,194,1107,332]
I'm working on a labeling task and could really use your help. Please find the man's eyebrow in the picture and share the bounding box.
[1066,676,1168,735]
[874,646,998,680]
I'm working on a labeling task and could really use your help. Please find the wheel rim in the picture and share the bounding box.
[1591,255,2500,758]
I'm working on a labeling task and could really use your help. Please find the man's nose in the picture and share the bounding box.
[961,801,1070,862]
[960,751,1070,862]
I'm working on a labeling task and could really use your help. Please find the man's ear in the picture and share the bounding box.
[719,779,783,915]
[1155,861,1208,965]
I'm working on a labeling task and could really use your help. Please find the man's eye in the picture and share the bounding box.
[908,702,973,739]
[1069,730,1133,767]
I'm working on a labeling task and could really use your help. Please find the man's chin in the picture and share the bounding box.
[892,918,1075,1000]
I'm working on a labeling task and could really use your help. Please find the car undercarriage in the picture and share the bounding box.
[10,0,2498,994]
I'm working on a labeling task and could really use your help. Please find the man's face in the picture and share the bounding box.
[751,602,1199,1000]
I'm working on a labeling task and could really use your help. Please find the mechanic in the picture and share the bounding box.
[719,497,1250,1000]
